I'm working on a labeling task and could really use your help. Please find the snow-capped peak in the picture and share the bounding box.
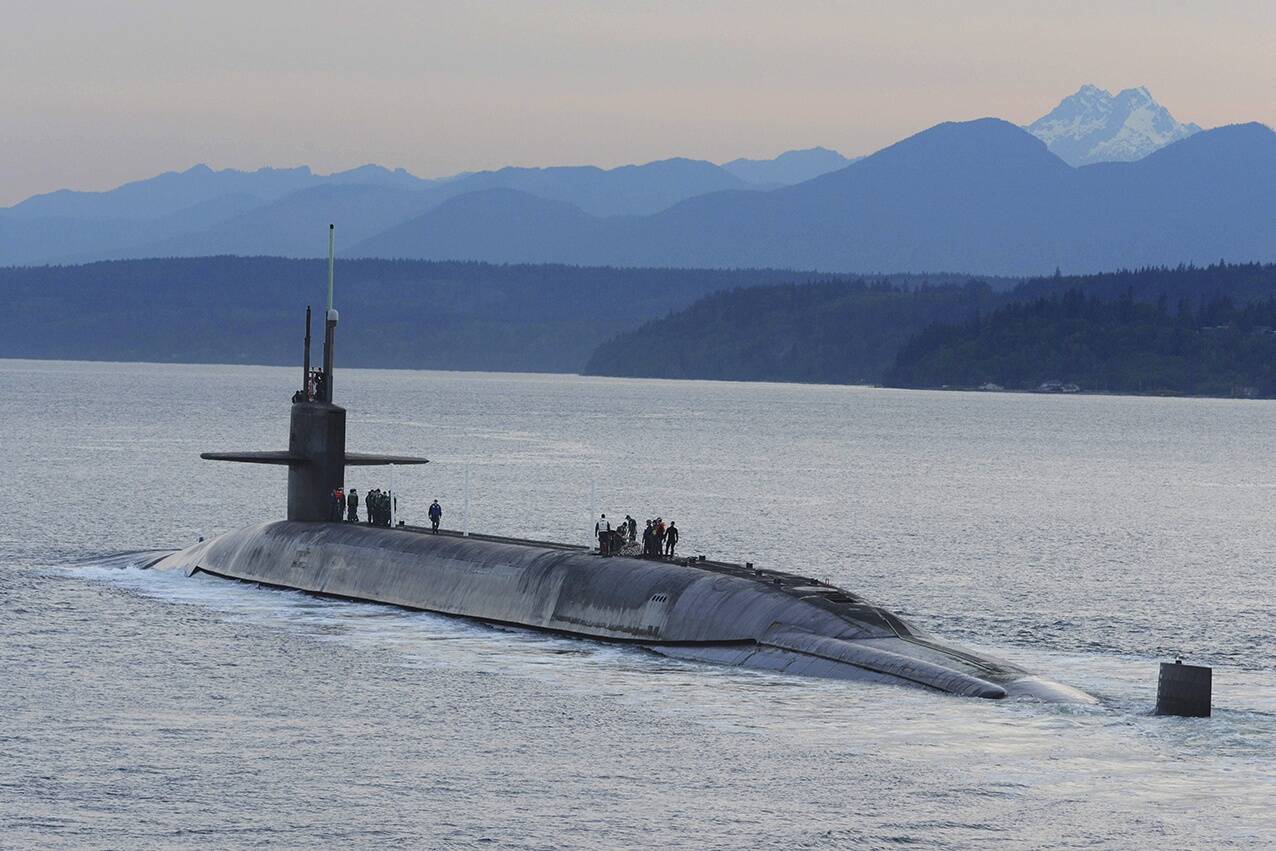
[1026,85,1201,166]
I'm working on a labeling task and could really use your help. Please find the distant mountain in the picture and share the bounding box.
[354,119,1276,276]
[1027,85,1200,166]
[355,189,604,264]
[101,159,758,262]
[5,164,332,221]
[0,163,434,265]
[110,184,439,261]
[0,193,268,267]
[323,164,433,190]
[3,147,821,225]
[431,158,756,217]
[7,116,1273,274]
[2,156,776,265]
[722,147,852,186]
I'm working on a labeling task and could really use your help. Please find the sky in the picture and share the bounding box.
[3,0,1274,205]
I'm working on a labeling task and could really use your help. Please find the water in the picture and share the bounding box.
[2,358,1273,848]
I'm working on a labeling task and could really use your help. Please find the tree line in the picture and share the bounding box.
[884,285,1276,397]
[585,262,1276,397]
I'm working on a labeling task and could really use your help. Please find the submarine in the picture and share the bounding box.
[149,227,1095,704]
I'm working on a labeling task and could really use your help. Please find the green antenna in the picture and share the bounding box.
[326,223,335,312]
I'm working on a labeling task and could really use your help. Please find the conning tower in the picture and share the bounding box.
[201,225,427,520]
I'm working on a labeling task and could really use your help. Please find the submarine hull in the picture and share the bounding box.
[151,521,1094,703]
[172,240,1095,704]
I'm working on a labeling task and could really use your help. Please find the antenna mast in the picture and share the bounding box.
[321,224,337,403]
[326,223,335,312]
[302,305,312,395]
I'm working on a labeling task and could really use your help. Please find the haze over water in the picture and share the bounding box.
[2,359,1273,847]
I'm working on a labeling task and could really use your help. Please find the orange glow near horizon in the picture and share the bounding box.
[2,0,1273,204]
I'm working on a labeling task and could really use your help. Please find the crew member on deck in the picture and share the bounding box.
[429,499,443,532]
[596,513,612,556]
[346,488,359,522]
[665,521,679,557]
[332,488,345,521]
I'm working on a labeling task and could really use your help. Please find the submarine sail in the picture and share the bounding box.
[199,224,428,520]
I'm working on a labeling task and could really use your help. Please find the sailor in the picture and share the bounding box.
[642,520,654,557]
[665,521,679,557]
[346,488,359,522]
[596,513,612,556]
[366,489,377,524]
[625,514,636,543]
[332,487,345,521]
[429,499,442,533]
[655,517,666,557]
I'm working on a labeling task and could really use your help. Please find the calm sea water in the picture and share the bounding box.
[1,358,1273,849]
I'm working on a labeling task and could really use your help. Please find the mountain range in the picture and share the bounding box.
[4,86,1270,275]
[356,119,1276,276]
[0,150,844,266]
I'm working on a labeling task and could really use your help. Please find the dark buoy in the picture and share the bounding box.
[1156,659,1211,717]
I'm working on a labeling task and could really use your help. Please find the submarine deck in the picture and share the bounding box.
[396,522,839,590]
[390,521,898,620]
[373,520,927,646]
[368,523,1044,684]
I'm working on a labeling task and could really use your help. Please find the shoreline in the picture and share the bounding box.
[4,355,1273,402]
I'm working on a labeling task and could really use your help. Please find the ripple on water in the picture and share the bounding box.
[1,362,1274,848]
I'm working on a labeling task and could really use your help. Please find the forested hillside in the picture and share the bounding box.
[884,289,1276,396]
[1015,263,1276,305]
[584,279,999,383]
[0,258,852,372]
[584,263,1276,394]
[9,255,1274,396]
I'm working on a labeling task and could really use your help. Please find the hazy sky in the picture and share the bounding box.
[3,0,1273,205]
